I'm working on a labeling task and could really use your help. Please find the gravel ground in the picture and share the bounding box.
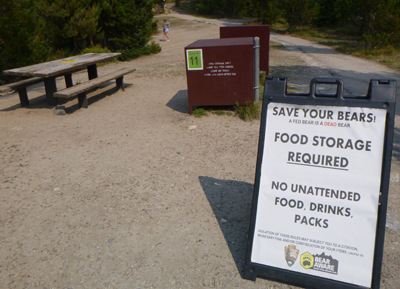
[0,8,399,289]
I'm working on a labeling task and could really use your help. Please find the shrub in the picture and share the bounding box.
[259,71,266,86]
[118,42,162,61]
[193,108,207,117]
[235,102,261,120]
[81,45,112,54]
[78,45,118,64]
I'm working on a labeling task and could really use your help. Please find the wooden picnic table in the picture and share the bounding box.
[3,53,121,106]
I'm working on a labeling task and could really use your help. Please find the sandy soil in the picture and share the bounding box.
[0,8,399,289]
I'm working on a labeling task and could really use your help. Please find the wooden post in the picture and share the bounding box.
[17,88,29,107]
[44,77,58,106]
[65,73,73,87]
[87,64,98,80]
[116,76,124,91]
[78,92,88,108]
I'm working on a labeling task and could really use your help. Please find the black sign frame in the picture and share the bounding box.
[244,77,397,289]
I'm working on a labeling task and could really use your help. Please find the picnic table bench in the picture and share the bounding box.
[54,67,136,108]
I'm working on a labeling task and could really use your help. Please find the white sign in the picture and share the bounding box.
[251,103,387,287]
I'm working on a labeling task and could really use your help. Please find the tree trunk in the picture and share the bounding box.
[364,9,375,50]
[74,37,79,51]
[289,6,295,30]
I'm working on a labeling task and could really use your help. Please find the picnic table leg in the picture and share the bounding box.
[64,73,73,88]
[87,64,98,80]
[17,88,30,107]
[77,92,88,108]
[44,77,58,106]
[116,76,124,91]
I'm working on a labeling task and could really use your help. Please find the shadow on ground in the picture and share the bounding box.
[1,82,133,113]
[282,45,337,54]
[0,82,49,111]
[166,89,188,113]
[199,176,253,276]
[64,83,133,114]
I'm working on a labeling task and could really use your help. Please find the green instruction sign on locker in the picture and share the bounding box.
[186,49,203,70]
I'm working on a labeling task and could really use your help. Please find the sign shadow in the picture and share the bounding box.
[198,176,253,277]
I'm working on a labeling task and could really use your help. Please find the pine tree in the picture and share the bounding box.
[100,0,155,50]
[35,0,103,52]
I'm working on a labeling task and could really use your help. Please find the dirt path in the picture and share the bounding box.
[0,8,399,289]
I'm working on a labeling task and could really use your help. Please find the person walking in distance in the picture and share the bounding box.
[163,19,170,41]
